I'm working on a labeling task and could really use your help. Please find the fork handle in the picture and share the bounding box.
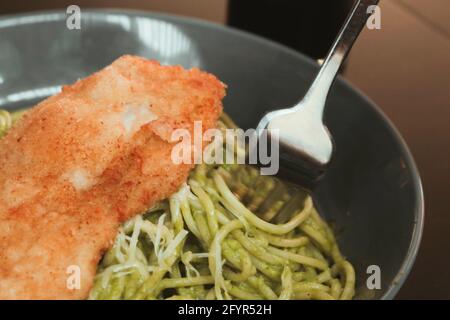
[296,0,380,117]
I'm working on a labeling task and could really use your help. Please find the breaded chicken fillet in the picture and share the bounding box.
[0,55,225,299]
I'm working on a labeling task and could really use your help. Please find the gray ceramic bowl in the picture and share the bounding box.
[0,9,424,300]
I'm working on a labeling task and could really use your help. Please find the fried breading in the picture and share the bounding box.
[0,55,225,299]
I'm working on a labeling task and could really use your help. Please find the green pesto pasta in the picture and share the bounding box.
[89,114,356,300]
[0,109,13,138]
[0,108,27,138]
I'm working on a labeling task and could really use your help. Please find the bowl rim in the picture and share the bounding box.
[0,8,425,300]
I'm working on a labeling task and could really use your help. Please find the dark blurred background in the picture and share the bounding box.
[1,0,449,299]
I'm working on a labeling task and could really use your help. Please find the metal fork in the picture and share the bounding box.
[256,0,380,189]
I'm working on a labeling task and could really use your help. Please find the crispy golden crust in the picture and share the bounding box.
[0,55,225,299]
